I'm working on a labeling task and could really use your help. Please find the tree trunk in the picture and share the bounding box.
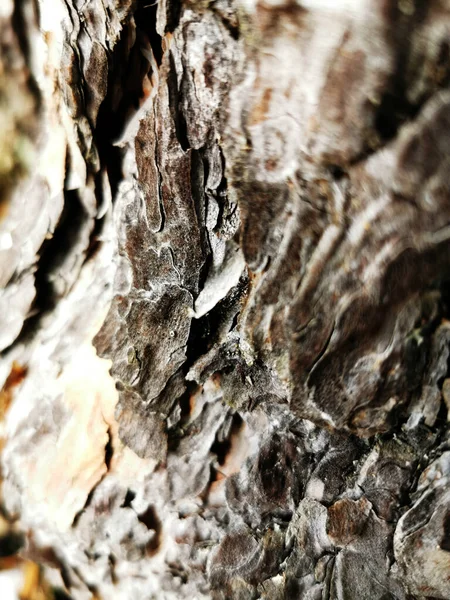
[1,0,450,598]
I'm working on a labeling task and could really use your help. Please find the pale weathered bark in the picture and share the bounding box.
[1,0,450,598]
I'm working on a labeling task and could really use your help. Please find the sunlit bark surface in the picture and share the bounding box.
[1,1,450,598]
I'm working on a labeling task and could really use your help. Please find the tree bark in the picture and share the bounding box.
[1,0,450,598]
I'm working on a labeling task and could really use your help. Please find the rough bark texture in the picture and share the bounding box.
[1,0,450,599]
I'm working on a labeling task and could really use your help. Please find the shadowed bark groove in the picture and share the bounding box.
[0,1,450,599]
